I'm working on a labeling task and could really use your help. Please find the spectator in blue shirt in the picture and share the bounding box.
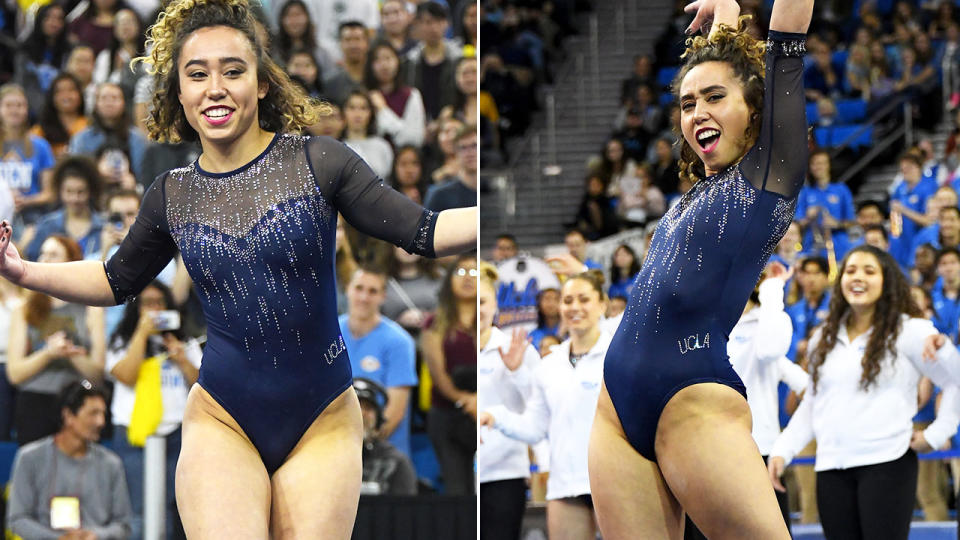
[890,152,939,268]
[795,149,856,261]
[22,156,103,261]
[527,287,560,351]
[0,84,56,226]
[338,266,418,459]
[786,256,832,362]
[68,83,147,180]
[932,248,960,342]
[563,229,603,270]
[608,243,640,300]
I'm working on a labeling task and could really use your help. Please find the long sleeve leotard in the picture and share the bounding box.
[603,31,808,462]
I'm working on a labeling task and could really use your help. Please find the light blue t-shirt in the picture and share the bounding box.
[0,135,55,196]
[338,314,418,459]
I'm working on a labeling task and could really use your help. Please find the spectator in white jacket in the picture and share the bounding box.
[687,261,808,540]
[769,245,960,540]
[476,261,540,540]
[479,269,610,540]
[365,42,425,148]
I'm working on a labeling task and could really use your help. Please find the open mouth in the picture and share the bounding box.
[696,128,720,153]
[203,106,234,126]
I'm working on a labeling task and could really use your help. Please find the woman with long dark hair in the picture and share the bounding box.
[92,8,147,106]
[422,255,478,496]
[271,0,331,72]
[342,90,393,179]
[15,3,71,118]
[770,245,960,539]
[32,72,89,158]
[364,42,425,148]
[608,244,641,300]
[107,280,199,539]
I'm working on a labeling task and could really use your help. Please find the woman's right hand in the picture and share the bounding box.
[0,220,26,284]
[923,333,949,361]
[477,411,495,443]
[767,456,787,493]
[499,327,530,371]
[44,331,86,360]
[135,311,158,336]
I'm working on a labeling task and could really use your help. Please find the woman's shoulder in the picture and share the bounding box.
[900,315,936,338]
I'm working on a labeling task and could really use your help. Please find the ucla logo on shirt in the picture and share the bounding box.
[816,309,830,321]
[678,333,710,355]
[910,195,919,204]
[733,335,749,343]
[581,380,599,391]
[478,367,494,375]
[828,195,839,204]
[360,355,381,373]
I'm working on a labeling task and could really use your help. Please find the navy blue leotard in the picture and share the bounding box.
[104,134,437,473]
[604,31,808,462]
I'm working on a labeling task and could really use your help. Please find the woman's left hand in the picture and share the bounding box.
[163,333,186,364]
[910,430,934,453]
[684,0,740,37]
[766,261,793,282]
[499,328,530,371]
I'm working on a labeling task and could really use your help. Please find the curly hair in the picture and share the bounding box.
[808,245,923,393]
[671,16,766,186]
[132,0,329,143]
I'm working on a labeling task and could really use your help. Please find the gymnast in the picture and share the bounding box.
[0,0,476,537]
[585,0,813,538]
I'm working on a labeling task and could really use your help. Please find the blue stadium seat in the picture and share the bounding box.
[834,99,867,123]
[814,124,873,150]
[656,66,680,90]
[806,103,819,125]
[831,50,849,70]
[659,92,675,106]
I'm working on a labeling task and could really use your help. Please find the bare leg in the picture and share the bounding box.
[546,499,597,540]
[270,386,364,539]
[176,385,272,539]
[656,383,790,540]
[589,382,684,540]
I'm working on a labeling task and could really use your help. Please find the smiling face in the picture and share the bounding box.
[840,251,884,310]
[0,90,28,131]
[63,396,107,444]
[53,78,82,115]
[347,270,386,320]
[95,83,125,124]
[177,26,268,150]
[679,61,753,176]
[344,94,372,134]
[560,278,605,334]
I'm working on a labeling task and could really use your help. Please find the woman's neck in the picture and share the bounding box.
[542,314,560,328]
[199,127,274,173]
[569,326,601,356]
[65,206,91,220]
[345,127,367,140]
[846,307,875,337]
[2,126,22,141]
[478,325,492,350]
[380,81,396,94]
[816,177,830,188]
[456,299,474,327]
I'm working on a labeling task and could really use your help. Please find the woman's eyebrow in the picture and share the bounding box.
[183,57,249,69]
[680,84,726,101]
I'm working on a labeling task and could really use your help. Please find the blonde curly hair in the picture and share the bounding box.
[671,16,766,186]
[132,0,329,143]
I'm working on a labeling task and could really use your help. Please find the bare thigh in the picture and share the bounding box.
[589,381,684,540]
[546,499,597,540]
[655,383,790,540]
[270,386,364,540]
[176,385,272,540]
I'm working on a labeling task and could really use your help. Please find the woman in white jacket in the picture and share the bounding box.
[479,269,610,540]
[769,245,960,540]
[477,260,540,540]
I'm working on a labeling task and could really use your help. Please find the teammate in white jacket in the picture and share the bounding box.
[476,261,540,540]
[769,245,960,540]
[479,269,610,540]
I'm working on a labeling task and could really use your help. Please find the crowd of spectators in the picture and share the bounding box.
[0,0,479,537]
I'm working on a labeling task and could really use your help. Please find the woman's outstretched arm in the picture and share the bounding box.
[0,221,117,306]
[434,207,478,257]
[769,0,815,35]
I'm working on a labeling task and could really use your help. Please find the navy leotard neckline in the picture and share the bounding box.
[192,131,281,178]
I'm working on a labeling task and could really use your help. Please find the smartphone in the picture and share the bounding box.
[151,310,181,331]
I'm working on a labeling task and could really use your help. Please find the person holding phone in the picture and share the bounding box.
[105,280,200,539]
